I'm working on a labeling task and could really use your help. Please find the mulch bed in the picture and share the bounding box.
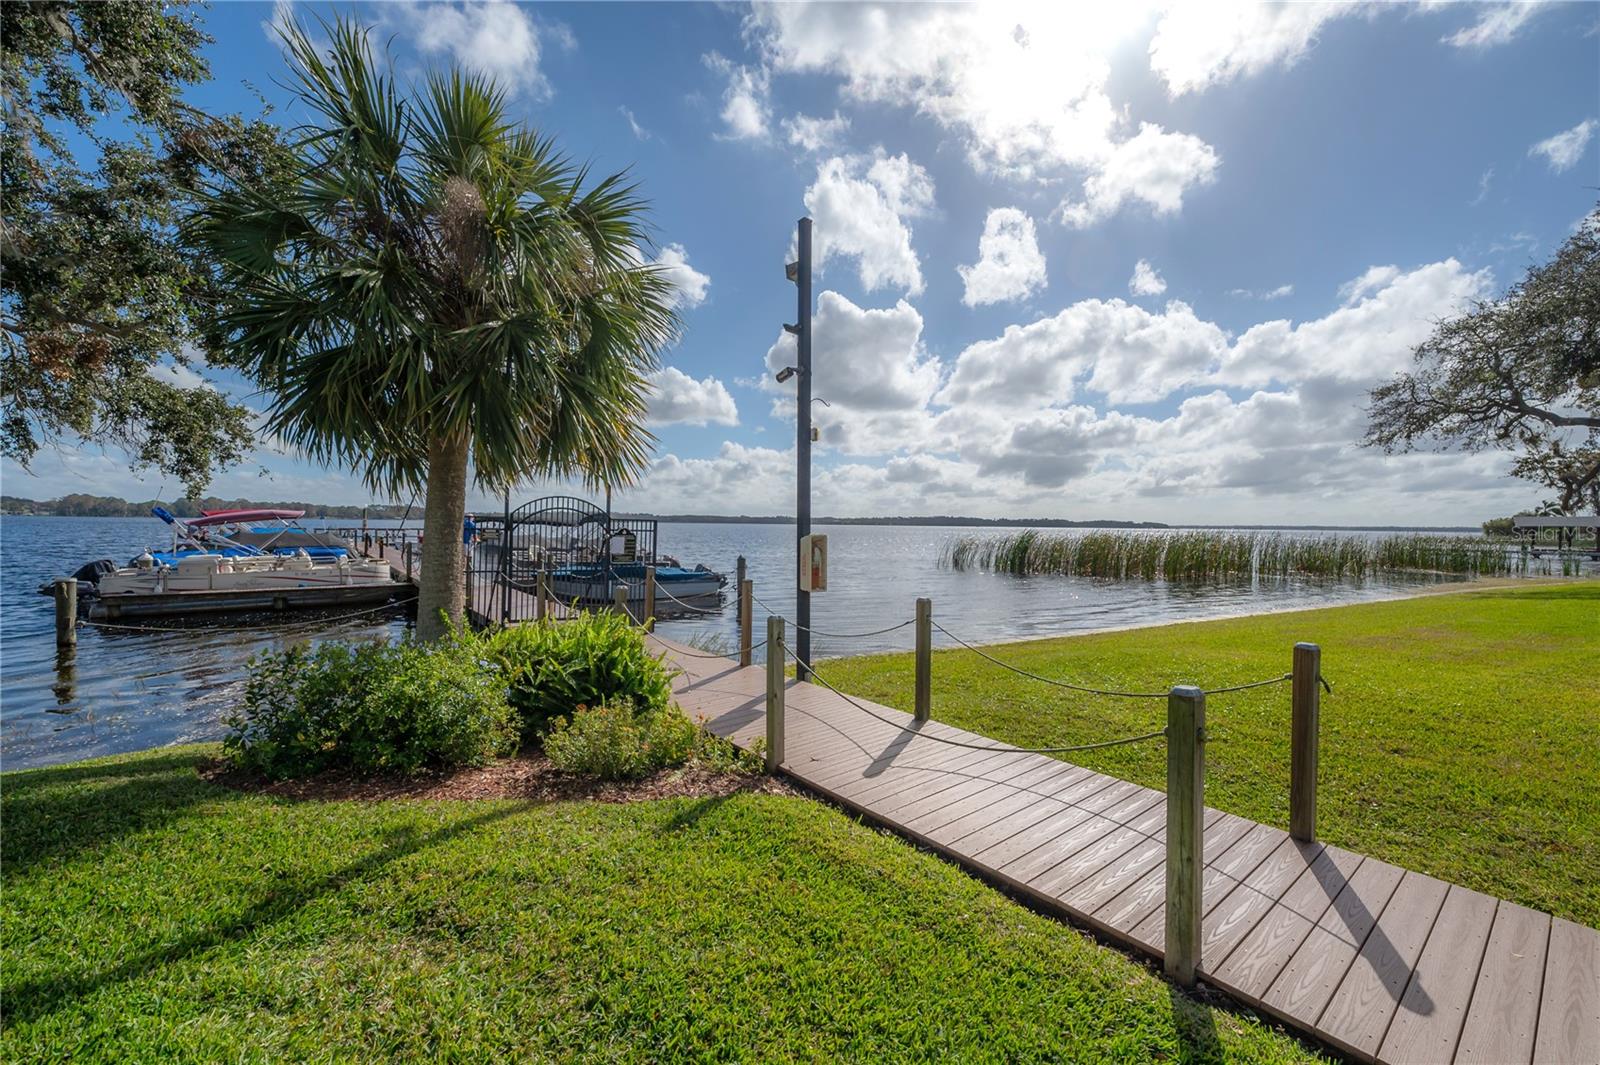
[201,751,801,804]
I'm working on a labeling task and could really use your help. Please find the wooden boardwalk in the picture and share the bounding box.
[652,635,1600,1065]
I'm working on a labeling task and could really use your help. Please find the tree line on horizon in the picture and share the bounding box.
[0,493,411,520]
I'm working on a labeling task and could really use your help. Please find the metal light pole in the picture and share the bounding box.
[788,218,814,680]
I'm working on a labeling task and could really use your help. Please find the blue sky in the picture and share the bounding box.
[8,1,1598,523]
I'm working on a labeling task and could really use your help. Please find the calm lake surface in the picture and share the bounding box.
[0,515,1519,771]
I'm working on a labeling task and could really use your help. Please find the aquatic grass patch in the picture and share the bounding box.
[942,529,1548,581]
[823,582,1600,926]
[1,748,1327,1063]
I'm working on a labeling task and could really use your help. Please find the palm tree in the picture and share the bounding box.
[191,19,677,639]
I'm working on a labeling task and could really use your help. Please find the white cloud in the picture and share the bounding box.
[649,244,711,309]
[747,4,1217,225]
[148,361,211,391]
[958,208,1048,307]
[1529,119,1598,173]
[703,51,770,140]
[404,1,554,98]
[766,291,939,414]
[1471,166,1494,205]
[619,106,651,141]
[1128,259,1167,297]
[1228,284,1295,301]
[1442,2,1547,48]
[1149,3,1361,96]
[782,111,851,153]
[644,367,738,427]
[802,151,934,295]
[1057,123,1220,228]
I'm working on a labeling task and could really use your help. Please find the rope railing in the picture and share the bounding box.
[931,620,1296,698]
[652,579,727,615]
[747,589,918,640]
[780,640,1169,755]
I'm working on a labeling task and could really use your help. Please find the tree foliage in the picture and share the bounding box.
[1365,206,1600,513]
[1,0,292,497]
[191,18,679,638]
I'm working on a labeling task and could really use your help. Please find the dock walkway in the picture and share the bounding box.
[651,634,1599,1065]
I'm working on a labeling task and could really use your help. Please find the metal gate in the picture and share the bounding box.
[468,496,659,622]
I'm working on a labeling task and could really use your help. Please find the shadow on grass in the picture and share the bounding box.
[1168,985,1223,1060]
[1,752,232,878]
[3,803,528,1027]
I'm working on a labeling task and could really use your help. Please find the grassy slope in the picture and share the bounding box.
[824,583,1600,927]
[1,750,1325,1063]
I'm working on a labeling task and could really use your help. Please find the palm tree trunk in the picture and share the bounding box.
[417,430,471,642]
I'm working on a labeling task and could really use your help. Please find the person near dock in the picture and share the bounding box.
[462,514,478,547]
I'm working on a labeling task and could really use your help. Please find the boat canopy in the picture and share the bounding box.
[191,509,307,527]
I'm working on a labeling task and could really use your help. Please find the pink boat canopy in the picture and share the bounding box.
[191,508,306,527]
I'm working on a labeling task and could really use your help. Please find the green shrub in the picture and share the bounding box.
[224,638,516,779]
[543,698,696,780]
[470,611,676,739]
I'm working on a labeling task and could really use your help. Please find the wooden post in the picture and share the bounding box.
[403,542,413,583]
[739,580,754,667]
[765,615,785,772]
[53,578,77,648]
[914,597,932,723]
[735,555,747,628]
[536,571,549,620]
[1165,684,1205,988]
[612,583,630,620]
[1290,642,1322,843]
[644,566,657,625]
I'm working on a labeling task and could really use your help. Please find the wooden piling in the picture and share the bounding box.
[403,542,413,583]
[1165,685,1205,987]
[536,571,549,620]
[739,580,754,667]
[914,597,932,723]
[1290,642,1322,843]
[53,578,77,648]
[644,566,657,625]
[765,615,785,772]
[735,555,747,628]
[612,583,630,619]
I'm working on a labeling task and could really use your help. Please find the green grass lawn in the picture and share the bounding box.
[2,749,1326,1063]
[823,582,1600,927]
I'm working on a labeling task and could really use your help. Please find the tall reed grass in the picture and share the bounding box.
[940,530,1543,581]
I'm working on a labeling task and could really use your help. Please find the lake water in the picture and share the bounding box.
[0,515,1532,771]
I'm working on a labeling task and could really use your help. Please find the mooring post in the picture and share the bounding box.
[536,571,549,620]
[914,597,932,723]
[739,580,754,667]
[766,615,785,772]
[1290,642,1322,843]
[735,555,747,629]
[613,583,630,620]
[53,578,78,648]
[644,566,657,625]
[1165,684,1205,988]
[403,542,413,583]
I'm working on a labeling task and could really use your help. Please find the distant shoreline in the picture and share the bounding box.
[1,510,1478,533]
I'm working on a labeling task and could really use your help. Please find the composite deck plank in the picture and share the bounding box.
[1376,884,1499,1065]
[1092,813,1259,940]
[1198,837,1327,981]
[1455,901,1553,1065]
[1131,821,1287,953]
[1532,917,1600,1065]
[1207,845,1366,1002]
[1315,870,1451,1061]
[1260,857,1408,1029]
